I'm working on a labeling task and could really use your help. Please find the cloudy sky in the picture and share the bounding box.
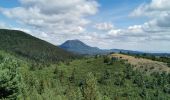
[0,0,170,52]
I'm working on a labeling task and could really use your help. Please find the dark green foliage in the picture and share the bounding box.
[69,68,76,83]
[124,64,133,79]
[133,71,145,87]
[103,70,111,80]
[98,70,111,85]
[0,53,21,99]
[53,66,59,74]
[139,88,148,99]
[163,84,170,94]
[0,29,76,63]
[114,72,125,86]
[103,56,110,64]
[103,56,115,65]
[167,63,170,67]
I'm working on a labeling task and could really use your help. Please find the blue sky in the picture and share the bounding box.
[0,0,170,53]
[0,0,19,8]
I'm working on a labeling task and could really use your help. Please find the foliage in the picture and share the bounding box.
[0,49,170,99]
[82,72,102,100]
[0,29,76,63]
[0,52,21,99]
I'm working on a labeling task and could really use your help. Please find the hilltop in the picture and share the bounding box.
[59,39,104,55]
[111,53,170,73]
[0,29,75,62]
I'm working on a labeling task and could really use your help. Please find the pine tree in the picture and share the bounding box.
[82,72,102,100]
[69,68,76,83]
[0,57,21,99]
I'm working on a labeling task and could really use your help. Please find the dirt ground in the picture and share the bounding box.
[111,54,170,73]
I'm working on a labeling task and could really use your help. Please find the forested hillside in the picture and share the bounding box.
[0,29,75,63]
[1,50,170,100]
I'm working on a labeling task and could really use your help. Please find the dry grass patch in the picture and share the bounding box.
[111,54,170,73]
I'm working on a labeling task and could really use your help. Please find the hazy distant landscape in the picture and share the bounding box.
[0,0,170,100]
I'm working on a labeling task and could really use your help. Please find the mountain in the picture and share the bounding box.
[0,29,75,62]
[59,39,145,55]
[59,40,104,55]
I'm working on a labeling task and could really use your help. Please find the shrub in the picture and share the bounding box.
[167,63,170,67]
[163,84,170,94]
[103,57,110,64]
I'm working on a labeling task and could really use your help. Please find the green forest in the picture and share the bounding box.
[0,29,170,100]
[1,50,170,100]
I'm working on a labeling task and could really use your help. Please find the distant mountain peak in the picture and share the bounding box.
[66,39,82,42]
[63,39,86,45]
[61,39,88,48]
[59,39,103,55]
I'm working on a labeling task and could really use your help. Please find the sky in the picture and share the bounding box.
[0,0,170,53]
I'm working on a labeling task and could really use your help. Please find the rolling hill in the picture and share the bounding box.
[111,53,170,73]
[0,29,75,62]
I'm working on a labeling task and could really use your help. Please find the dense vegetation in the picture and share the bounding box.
[1,29,170,100]
[1,50,170,100]
[0,29,75,63]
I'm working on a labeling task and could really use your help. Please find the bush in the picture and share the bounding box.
[103,57,110,64]
[124,65,133,79]
[167,63,170,67]
[114,73,125,86]
[163,84,170,94]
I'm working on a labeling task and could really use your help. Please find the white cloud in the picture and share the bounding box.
[108,29,121,37]
[0,22,7,29]
[127,0,170,43]
[150,0,170,10]
[1,0,99,34]
[128,25,143,33]
[94,22,114,31]
[130,0,170,17]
